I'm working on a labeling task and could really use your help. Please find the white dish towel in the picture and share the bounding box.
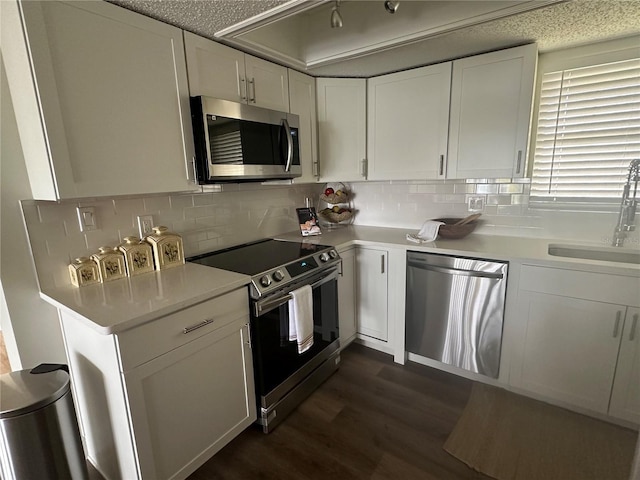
[406,220,445,243]
[288,284,314,354]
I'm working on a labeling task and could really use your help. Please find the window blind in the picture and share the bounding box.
[530,57,640,207]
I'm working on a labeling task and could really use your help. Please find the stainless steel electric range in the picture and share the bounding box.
[188,239,341,433]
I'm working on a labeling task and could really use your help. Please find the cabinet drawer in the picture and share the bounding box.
[117,288,249,370]
[520,265,639,306]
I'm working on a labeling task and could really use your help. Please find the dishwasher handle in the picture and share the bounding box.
[407,260,504,279]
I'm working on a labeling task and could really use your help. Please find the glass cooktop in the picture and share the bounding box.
[188,239,330,277]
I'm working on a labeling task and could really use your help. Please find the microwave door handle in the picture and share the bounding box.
[282,118,293,172]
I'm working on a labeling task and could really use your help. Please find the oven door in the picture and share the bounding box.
[251,266,340,408]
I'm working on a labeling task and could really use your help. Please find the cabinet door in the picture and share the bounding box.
[514,292,623,413]
[356,247,388,341]
[122,320,256,479]
[289,70,319,183]
[316,78,367,182]
[15,1,195,199]
[447,43,537,179]
[338,248,357,347]
[610,307,640,423]
[244,54,290,111]
[367,63,451,180]
[183,31,246,103]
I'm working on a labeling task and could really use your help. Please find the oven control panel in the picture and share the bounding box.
[251,248,340,298]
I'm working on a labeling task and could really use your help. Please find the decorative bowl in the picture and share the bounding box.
[434,217,478,239]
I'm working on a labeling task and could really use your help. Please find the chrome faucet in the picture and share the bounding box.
[612,159,640,247]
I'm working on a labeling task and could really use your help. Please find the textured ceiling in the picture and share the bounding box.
[106,0,290,36]
[106,0,640,77]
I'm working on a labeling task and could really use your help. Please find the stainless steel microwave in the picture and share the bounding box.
[190,96,301,183]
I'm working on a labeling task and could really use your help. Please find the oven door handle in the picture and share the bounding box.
[254,267,339,317]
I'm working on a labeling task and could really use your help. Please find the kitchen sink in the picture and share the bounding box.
[548,243,640,264]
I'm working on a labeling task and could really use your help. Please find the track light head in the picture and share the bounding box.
[384,1,399,14]
[330,1,343,28]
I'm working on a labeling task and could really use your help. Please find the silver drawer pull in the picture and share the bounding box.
[630,314,638,341]
[183,318,214,334]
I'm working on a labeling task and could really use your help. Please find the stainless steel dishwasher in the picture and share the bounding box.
[405,251,508,378]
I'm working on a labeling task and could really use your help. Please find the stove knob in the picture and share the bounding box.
[260,275,272,287]
[272,270,284,282]
[329,250,338,259]
[319,253,330,262]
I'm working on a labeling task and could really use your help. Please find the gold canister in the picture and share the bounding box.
[91,246,127,282]
[68,257,100,287]
[145,226,184,270]
[118,236,154,276]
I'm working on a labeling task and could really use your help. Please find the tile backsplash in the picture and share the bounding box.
[22,183,323,290]
[22,178,636,291]
[347,178,634,245]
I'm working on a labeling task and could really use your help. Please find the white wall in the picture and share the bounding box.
[1,54,66,369]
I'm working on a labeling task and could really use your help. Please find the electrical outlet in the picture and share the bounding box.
[467,196,485,212]
[137,215,154,238]
[76,206,97,232]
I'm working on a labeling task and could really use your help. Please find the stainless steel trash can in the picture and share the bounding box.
[0,364,89,480]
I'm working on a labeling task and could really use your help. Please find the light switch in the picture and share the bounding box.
[77,206,97,232]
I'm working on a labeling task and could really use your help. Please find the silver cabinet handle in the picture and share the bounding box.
[249,78,256,103]
[240,76,247,101]
[516,150,523,174]
[630,313,638,341]
[183,318,214,334]
[381,254,385,274]
[613,311,622,338]
[439,154,445,176]
[360,159,367,178]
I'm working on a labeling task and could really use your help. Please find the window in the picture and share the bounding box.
[530,57,640,208]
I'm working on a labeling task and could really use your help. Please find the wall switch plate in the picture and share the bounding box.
[137,215,154,238]
[77,206,97,232]
[467,196,485,212]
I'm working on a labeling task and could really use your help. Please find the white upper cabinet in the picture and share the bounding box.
[367,63,452,180]
[288,70,319,183]
[4,0,196,200]
[184,32,289,112]
[316,78,367,182]
[447,43,537,179]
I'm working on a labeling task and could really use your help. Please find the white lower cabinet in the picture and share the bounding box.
[356,247,389,342]
[123,321,255,479]
[337,247,357,348]
[511,265,640,423]
[60,288,256,480]
[610,307,640,423]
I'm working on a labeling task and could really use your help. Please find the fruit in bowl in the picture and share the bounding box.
[324,187,335,195]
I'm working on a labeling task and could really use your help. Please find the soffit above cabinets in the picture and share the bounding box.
[107,0,640,77]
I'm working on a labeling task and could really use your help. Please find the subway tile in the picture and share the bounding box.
[113,198,145,217]
[143,195,171,213]
[169,194,194,210]
[193,193,216,206]
[498,184,524,194]
[454,183,476,194]
[476,184,499,194]
[497,205,525,215]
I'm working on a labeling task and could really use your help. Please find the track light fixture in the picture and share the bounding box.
[384,1,399,14]
[330,1,343,28]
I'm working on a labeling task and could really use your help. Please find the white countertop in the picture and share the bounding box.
[41,263,250,335]
[276,225,640,277]
[42,225,639,335]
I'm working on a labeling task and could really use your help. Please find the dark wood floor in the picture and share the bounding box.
[188,343,491,480]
